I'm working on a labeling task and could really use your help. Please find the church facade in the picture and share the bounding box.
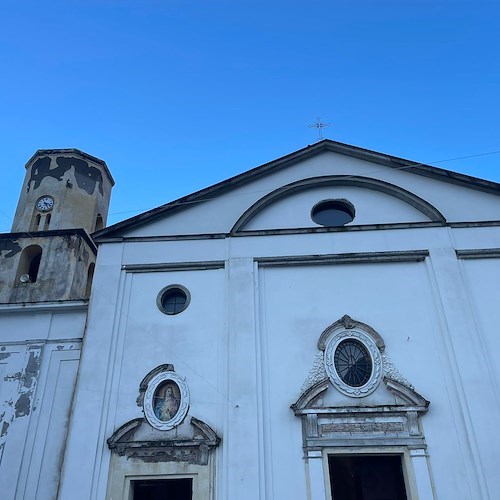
[2,140,500,499]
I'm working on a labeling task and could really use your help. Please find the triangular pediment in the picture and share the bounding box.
[95,140,500,240]
[107,416,220,465]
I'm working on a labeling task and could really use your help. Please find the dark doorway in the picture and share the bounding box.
[132,478,192,500]
[328,455,408,500]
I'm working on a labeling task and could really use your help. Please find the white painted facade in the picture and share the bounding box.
[59,142,500,500]
[0,303,84,500]
[4,141,500,499]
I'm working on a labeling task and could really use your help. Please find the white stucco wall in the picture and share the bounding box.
[59,153,500,500]
[0,304,85,500]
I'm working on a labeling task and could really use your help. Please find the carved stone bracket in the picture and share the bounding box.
[107,416,220,465]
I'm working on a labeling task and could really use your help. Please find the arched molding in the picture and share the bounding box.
[317,314,385,351]
[385,378,429,407]
[291,378,329,412]
[230,175,446,234]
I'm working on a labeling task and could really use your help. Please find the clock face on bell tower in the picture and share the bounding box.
[35,196,54,212]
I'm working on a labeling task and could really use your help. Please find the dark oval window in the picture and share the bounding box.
[334,339,372,387]
[157,286,190,315]
[311,199,355,227]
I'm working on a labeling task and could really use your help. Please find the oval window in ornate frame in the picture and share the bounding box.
[324,328,383,397]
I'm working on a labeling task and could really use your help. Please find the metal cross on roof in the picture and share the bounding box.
[308,117,331,141]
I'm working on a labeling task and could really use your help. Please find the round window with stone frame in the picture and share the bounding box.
[324,329,383,397]
[157,285,191,315]
[311,199,355,227]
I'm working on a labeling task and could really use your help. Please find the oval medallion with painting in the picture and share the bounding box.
[144,371,190,430]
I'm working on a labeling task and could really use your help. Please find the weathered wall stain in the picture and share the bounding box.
[80,247,90,265]
[0,346,42,448]
[4,372,22,382]
[59,157,104,196]
[66,234,81,252]
[23,351,40,389]
[0,240,22,258]
[27,156,104,196]
[14,393,31,417]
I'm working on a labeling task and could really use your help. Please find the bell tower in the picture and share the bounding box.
[12,149,113,234]
[0,148,114,499]
[0,149,114,304]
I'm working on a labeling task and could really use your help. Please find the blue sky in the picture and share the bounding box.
[1,0,499,232]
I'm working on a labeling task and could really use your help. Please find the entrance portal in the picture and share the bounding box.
[132,478,193,500]
[328,455,407,500]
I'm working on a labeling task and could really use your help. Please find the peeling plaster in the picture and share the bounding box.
[66,235,81,252]
[0,346,42,452]
[81,247,90,265]
[23,351,40,389]
[14,393,31,417]
[27,156,104,196]
[0,353,11,361]
[0,239,22,258]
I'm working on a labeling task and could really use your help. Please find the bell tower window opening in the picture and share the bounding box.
[32,213,41,231]
[85,263,95,298]
[95,213,103,231]
[16,245,42,283]
[43,213,51,230]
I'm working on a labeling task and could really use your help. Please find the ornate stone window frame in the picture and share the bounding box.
[107,364,220,500]
[144,370,190,431]
[293,315,434,499]
[324,328,382,397]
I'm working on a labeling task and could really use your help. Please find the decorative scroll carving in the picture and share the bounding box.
[317,315,385,351]
[301,352,328,393]
[382,353,414,389]
[321,422,404,433]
